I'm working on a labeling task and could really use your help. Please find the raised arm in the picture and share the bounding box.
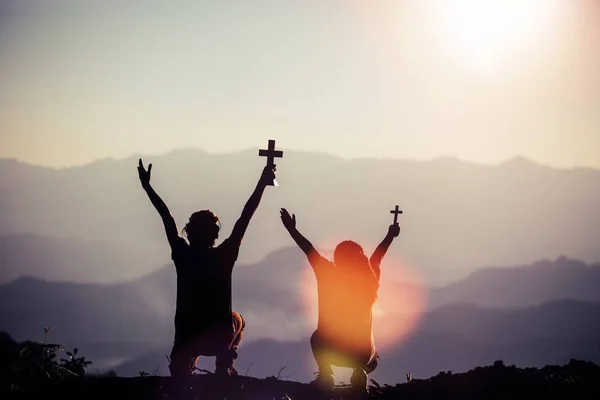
[280,208,321,261]
[228,165,276,246]
[137,159,181,249]
[370,223,401,278]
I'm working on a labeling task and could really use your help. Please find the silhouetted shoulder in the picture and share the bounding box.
[217,238,240,266]
[170,236,189,265]
[308,251,333,276]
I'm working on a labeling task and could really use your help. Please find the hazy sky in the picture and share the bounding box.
[0,0,598,168]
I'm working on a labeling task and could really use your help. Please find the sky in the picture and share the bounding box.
[0,0,598,169]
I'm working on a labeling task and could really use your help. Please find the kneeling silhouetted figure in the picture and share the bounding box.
[280,208,400,394]
[138,159,275,377]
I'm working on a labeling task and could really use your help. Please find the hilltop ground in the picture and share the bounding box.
[3,359,599,400]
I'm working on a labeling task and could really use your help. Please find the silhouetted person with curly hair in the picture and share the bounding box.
[280,208,400,395]
[138,159,275,377]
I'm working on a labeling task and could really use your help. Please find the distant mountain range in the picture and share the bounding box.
[0,247,319,350]
[2,150,599,285]
[1,251,599,379]
[0,233,164,283]
[427,256,600,308]
[2,150,598,382]
[110,300,600,383]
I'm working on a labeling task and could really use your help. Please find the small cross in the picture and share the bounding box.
[390,205,403,225]
[258,139,283,186]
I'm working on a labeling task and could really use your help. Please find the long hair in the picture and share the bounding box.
[333,240,379,303]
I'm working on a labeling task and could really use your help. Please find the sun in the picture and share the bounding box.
[431,0,559,72]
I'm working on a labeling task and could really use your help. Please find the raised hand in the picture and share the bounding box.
[138,158,152,189]
[259,164,277,186]
[280,208,296,231]
[388,223,401,238]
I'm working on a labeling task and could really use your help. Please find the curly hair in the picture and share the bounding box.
[182,210,221,242]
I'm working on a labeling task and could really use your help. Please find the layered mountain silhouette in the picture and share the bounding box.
[2,150,600,285]
[109,299,600,383]
[0,233,164,283]
[0,248,312,347]
[427,256,600,308]
[3,249,599,344]
[2,150,599,385]
[2,251,599,380]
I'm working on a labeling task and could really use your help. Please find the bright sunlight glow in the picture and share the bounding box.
[431,0,560,72]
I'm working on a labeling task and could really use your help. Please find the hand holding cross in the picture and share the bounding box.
[259,139,283,186]
[388,205,402,237]
[390,205,403,225]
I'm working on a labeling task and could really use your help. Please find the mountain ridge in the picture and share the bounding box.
[2,253,599,345]
[105,299,600,381]
[2,148,600,285]
[2,149,599,172]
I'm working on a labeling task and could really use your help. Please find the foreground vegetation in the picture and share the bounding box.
[2,331,599,399]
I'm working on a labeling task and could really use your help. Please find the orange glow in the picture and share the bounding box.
[299,248,427,353]
[372,257,427,351]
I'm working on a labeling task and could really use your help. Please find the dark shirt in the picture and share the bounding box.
[308,252,379,351]
[170,237,240,339]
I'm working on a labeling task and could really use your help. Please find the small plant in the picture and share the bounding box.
[1,330,76,391]
[245,362,254,376]
[266,366,294,381]
[370,378,382,390]
[60,347,92,376]
[43,327,51,342]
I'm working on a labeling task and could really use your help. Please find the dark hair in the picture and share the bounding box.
[183,210,221,243]
[333,240,365,263]
[333,240,379,302]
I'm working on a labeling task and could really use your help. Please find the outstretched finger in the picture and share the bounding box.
[138,158,143,168]
[148,163,152,174]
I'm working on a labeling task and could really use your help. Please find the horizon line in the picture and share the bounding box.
[1,147,598,172]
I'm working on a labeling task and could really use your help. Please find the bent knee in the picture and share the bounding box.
[232,312,245,330]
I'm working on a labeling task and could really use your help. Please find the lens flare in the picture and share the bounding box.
[372,257,427,351]
[299,248,427,353]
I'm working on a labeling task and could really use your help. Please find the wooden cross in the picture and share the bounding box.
[390,205,403,225]
[259,139,283,166]
[259,139,283,186]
